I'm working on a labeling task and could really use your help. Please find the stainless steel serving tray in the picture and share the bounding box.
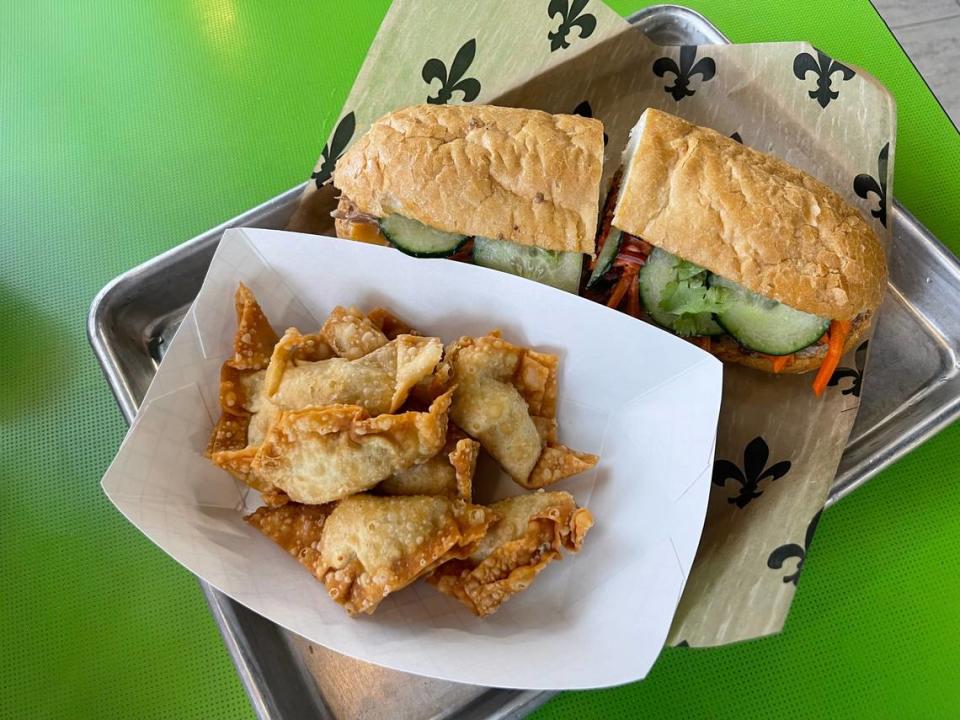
[88,5,960,719]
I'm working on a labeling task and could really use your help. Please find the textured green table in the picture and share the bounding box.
[2,1,958,718]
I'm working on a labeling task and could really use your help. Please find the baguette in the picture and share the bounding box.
[613,109,886,321]
[333,104,604,254]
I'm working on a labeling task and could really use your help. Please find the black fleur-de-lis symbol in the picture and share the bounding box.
[793,49,856,108]
[854,143,889,228]
[653,46,716,101]
[713,436,792,508]
[828,340,869,397]
[421,39,481,105]
[572,101,608,145]
[730,131,743,144]
[311,112,356,188]
[767,510,823,585]
[548,0,597,52]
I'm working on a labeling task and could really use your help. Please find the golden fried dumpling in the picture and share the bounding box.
[446,334,597,489]
[429,491,593,617]
[230,390,453,505]
[206,285,335,505]
[377,430,479,502]
[320,305,389,360]
[207,284,279,457]
[264,329,442,416]
[319,494,497,615]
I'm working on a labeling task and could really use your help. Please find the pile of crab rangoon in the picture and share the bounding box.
[207,284,598,617]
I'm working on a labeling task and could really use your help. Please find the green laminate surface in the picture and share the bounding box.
[2,1,958,718]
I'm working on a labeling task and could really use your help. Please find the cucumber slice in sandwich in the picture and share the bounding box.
[710,276,829,355]
[473,236,583,293]
[638,247,725,336]
[586,229,622,289]
[379,214,468,258]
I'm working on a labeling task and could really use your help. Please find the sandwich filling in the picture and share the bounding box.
[334,195,586,294]
[587,175,864,393]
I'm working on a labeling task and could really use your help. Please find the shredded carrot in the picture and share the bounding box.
[812,320,852,396]
[606,267,637,309]
[771,355,792,373]
[626,271,641,317]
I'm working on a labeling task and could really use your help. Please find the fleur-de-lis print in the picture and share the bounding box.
[572,100,608,145]
[675,640,690,648]
[792,49,855,108]
[767,510,823,585]
[421,39,481,105]
[712,436,792,508]
[311,112,356,188]
[730,131,743,144]
[653,46,716,101]
[854,143,890,228]
[828,340,869,397]
[548,0,597,52]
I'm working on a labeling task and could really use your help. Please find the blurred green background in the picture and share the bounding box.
[2,1,958,718]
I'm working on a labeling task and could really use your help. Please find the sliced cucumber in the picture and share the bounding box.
[473,236,583,293]
[380,214,468,258]
[710,276,829,355]
[638,248,725,336]
[586,229,622,289]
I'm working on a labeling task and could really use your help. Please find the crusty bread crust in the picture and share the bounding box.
[613,109,887,320]
[709,311,871,374]
[332,104,604,254]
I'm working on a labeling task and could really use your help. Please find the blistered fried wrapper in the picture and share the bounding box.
[288,0,894,647]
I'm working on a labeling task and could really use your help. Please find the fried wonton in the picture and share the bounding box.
[245,502,335,579]
[264,328,443,416]
[429,491,593,617]
[377,428,479,501]
[206,284,278,456]
[319,494,497,615]
[446,334,598,489]
[206,286,284,501]
[368,307,419,339]
[206,285,334,504]
[219,389,454,505]
[320,305,389,360]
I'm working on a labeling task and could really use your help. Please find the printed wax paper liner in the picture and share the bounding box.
[287,0,894,647]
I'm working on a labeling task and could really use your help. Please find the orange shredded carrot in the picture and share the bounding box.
[771,355,792,373]
[626,272,641,317]
[606,267,637,309]
[812,320,852,396]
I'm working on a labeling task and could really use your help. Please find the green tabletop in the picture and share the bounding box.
[3,1,958,718]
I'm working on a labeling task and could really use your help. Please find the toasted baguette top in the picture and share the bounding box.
[613,109,887,320]
[332,104,604,254]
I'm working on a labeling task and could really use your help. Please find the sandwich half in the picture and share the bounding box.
[588,109,886,394]
[332,104,604,293]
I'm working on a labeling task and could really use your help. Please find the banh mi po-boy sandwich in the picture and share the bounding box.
[331,104,604,293]
[587,109,887,395]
